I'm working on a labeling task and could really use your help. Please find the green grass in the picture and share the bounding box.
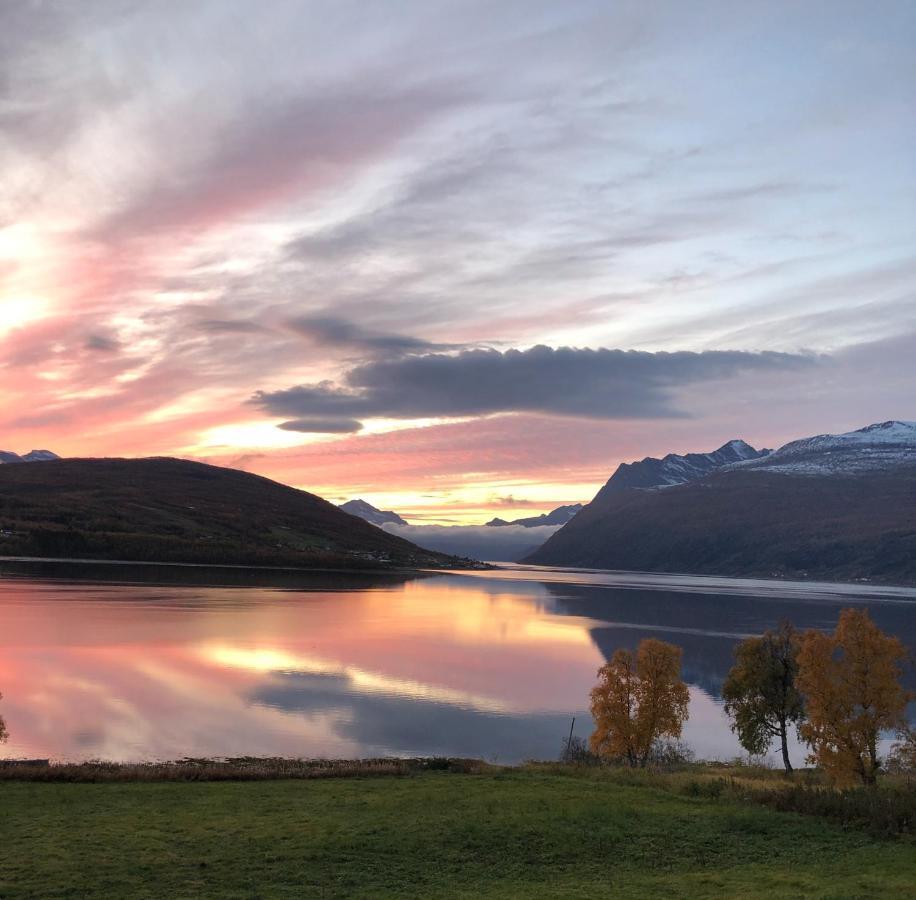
[2,769,914,899]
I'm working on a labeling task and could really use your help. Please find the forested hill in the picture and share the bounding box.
[0,457,459,569]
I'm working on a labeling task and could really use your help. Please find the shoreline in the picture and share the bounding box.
[0,754,859,782]
[3,554,915,592]
[0,554,494,584]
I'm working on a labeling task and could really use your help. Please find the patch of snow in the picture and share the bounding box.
[598,439,769,497]
[339,498,408,527]
[21,449,60,462]
[732,421,916,476]
[0,449,60,464]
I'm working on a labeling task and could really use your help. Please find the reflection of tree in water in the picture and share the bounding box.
[543,581,916,701]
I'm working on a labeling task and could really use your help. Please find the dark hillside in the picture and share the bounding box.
[525,466,916,584]
[0,457,458,569]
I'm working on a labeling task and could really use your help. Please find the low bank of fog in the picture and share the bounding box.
[380,522,561,562]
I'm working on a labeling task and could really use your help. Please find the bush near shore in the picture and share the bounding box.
[0,756,485,783]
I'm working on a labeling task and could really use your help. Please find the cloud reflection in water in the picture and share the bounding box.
[0,563,913,764]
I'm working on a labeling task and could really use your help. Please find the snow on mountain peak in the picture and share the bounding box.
[0,449,60,464]
[719,439,765,460]
[737,420,916,476]
[838,420,916,443]
[339,498,408,527]
[597,438,768,497]
[22,449,60,462]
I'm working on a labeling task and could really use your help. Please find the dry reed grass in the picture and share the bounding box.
[0,756,491,782]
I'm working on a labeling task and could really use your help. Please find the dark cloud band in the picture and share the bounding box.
[252,344,817,430]
[286,315,450,356]
[277,417,364,434]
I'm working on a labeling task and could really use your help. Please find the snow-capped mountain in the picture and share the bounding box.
[339,498,408,527]
[733,420,916,476]
[486,503,583,528]
[592,438,769,501]
[0,449,60,464]
[526,419,916,583]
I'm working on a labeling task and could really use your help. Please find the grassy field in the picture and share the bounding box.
[2,767,915,899]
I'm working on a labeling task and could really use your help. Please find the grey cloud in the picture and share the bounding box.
[252,344,817,424]
[0,2,135,154]
[84,333,120,352]
[196,319,266,334]
[492,495,538,507]
[277,417,363,434]
[94,83,467,241]
[286,315,452,356]
[284,151,830,336]
[286,142,519,262]
[648,257,916,352]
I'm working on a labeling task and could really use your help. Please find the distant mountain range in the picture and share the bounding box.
[339,499,408,526]
[0,449,60,464]
[526,421,916,585]
[0,457,458,570]
[486,504,583,528]
[341,498,583,532]
[341,498,580,561]
[8,421,914,582]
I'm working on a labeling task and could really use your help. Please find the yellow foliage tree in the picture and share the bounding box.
[589,638,690,767]
[890,726,916,773]
[796,608,911,786]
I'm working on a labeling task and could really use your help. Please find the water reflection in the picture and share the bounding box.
[537,576,916,696]
[0,562,913,764]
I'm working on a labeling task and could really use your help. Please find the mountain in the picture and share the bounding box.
[592,439,769,500]
[525,421,916,584]
[339,498,408,526]
[486,504,583,528]
[0,449,60,464]
[0,457,457,569]
[21,449,61,462]
[727,420,916,476]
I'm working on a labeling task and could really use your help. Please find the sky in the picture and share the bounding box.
[1,0,914,524]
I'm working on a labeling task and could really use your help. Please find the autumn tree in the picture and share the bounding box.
[889,726,916,773]
[590,638,690,767]
[796,608,911,786]
[722,621,804,775]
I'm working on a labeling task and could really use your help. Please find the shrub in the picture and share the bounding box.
[560,735,601,765]
[681,778,727,799]
[645,739,695,769]
[734,781,916,839]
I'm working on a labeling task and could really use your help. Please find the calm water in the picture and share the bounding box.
[1,561,914,765]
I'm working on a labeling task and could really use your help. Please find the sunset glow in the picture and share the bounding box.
[3,8,916,897]
[1,3,913,522]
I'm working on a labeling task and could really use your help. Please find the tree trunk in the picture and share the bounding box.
[855,754,871,786]
[779,721,793,776]
[865,738,879,786]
